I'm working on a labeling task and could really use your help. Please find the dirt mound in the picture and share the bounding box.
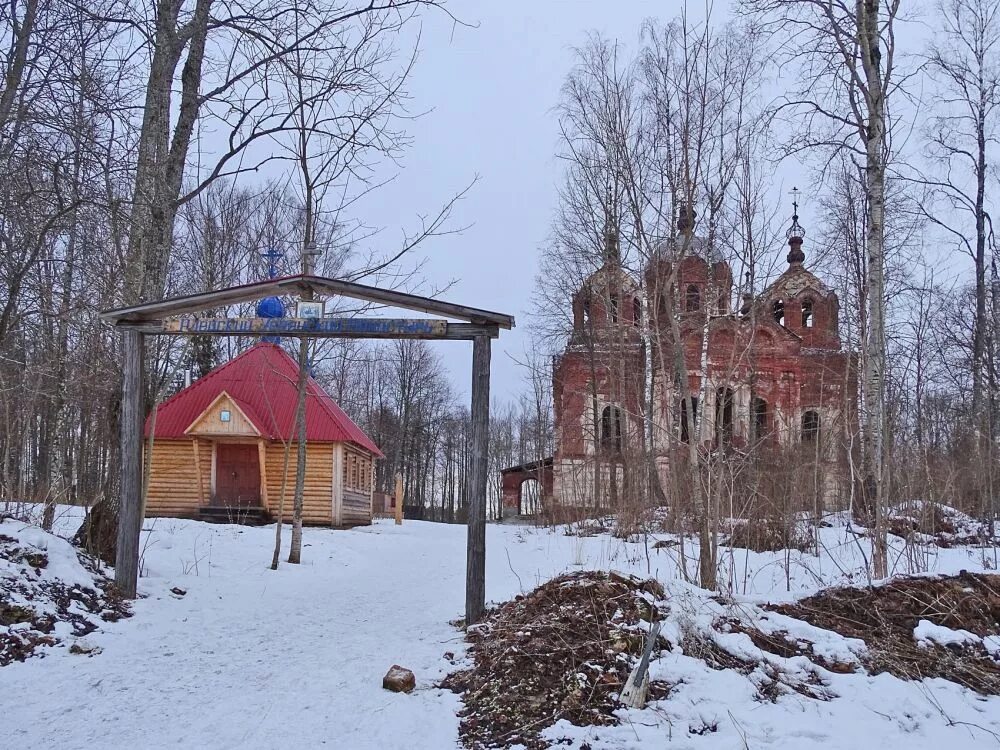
[886,502,993,547]
[1,527,130,666]
[442,571,670,749]
[724,517,812,553]
[773,571,1000,694]
[443,570,1000,747]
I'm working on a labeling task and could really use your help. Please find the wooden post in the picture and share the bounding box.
[115,329,145,598]
[192,440,205,506]
[465,334,491,624]
[257,440,268,508]
[394,473,404,525]
[368,459,375,520]
[332,444,344,525]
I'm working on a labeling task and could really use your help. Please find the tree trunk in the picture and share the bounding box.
[287,337,310,564]
[75,0,214,555]
[270,436,293,570]
[114,330,145,596]
[859,0,889,579]
[693,286,716,590]
[973,101,989,516]
[0,0,38,129]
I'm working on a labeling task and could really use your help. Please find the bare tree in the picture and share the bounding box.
[918,0,1000,493]
[67,0,451,558]
[744,0,907,577]
[117,0,440,307]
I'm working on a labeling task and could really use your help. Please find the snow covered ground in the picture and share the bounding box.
[3,505,1000,749]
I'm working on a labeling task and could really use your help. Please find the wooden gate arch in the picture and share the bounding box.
[101,273,514,624]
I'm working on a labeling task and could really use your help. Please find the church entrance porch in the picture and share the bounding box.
[500,457,553,520]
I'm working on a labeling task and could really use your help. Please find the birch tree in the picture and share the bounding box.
[744,0,906,577]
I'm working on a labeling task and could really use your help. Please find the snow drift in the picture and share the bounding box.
[0,516,129,665]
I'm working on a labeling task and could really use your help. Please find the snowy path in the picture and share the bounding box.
[4,516,633,750]
[4,519,480,749]
[5,511,1000,749]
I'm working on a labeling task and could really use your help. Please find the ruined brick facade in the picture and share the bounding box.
[502,215,858,517]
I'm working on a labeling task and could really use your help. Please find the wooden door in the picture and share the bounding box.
[214,443,261,507]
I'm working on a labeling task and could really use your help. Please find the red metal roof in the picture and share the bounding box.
[146,342,382,456]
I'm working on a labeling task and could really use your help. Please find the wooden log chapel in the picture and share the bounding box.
[145,341,382,527]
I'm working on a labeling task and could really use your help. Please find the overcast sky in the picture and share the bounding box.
[358,1,719,403]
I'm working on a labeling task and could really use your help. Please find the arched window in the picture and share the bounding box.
[609,293,619,323]
[679,396,699,443]
[600,405,623,452]
[633,297,642,326]
[752,397,769,443]
[583,297,592,325]
[686,284,701,312]
[519,478,541,516]
[802,410,820,442]
[801,297,814,328]
[715,387,735,447]
[773,299,785,325]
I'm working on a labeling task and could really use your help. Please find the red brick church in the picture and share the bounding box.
[502,207,857,517]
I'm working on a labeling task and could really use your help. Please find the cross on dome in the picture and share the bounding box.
[786,186,806,265]
[261,247,283,279]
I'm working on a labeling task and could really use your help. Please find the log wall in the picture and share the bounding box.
[341,446,374,527]
[145,439,211,518]
[264,442,334,526]
[144,439,336,526]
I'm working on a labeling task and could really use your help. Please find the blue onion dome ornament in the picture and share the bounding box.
[256,295,285,318]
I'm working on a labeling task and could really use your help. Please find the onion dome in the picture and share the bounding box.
[678,204,695,233]
[256,295,284,343]
[256,296,285,318]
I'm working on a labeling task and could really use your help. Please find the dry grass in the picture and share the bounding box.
[724,517,812,553]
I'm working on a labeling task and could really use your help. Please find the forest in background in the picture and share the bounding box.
[0,0,542,523]
[0,0,998,561]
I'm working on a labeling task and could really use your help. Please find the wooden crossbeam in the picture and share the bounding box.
[120,317,499,340]
[100,274,515,329]
[164,317,449,337]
